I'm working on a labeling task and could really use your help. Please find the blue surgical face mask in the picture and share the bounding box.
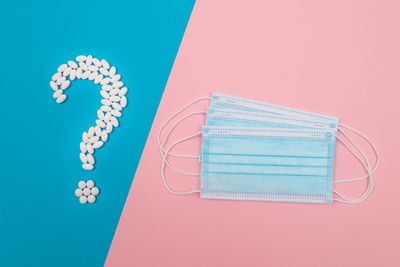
[209,92,339,127]
[206,107,336,130]
[200,107,338,164]
[158,93,379,204]
[199,126,335,203]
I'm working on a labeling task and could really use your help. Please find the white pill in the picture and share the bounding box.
[82,163,94,170]
[97,110,105,120]
[111,74,121,82]
[96,119,106,128]
[56,76,66,85]
[86,143,94,154]
[89,135,99,144]
[58,64,68,72]
[120,96,127,107]
[93,58,102,67]
[52,72,61,81]
[89,65,98,72]
[76,55,87,62]
[88,71,98,81]
[101,99,112,105]
[91,187,99,196]
[80,142,87,153]
[101,59,110,69]
[56,94,67,103]
[113,81,124,88]
[61,80,70,90]
[88,126,95,137]
[111,116,119,127]
[86,55,93,65]
[94,74,103,84]
[79,153,88,164]
[101,77,111,85]
[111,109,122,117]
[95,126,102,136]
[76,68,83,79]
[83,188,91,196]
[108,66,116,77]
[106,123,113,133]
[50,81,58,91]
[110,88,119,95]
[100,105,112,112]
[110,96,120,102]
[87,195,96,203]
[68,60,78,69]
[101,131,108,142]
[99,67,108,76]
[75,188,83,197]
[69,69,76,80]
[104,112,111,122]
[93,141,104,149]
[78,181,86,189]
[81,71,90,79]
[102,85,113,91]
[82,132,89,143]
[87,154,95,165]
[112,102,122,111]
[100,90,110,99]
[53,89,63,98]
[79,196,88,204]
[80,62,88,71]
[86,180,95,188]
[62,67,71,77]
[93,58,101,67]
[119,87,127,96]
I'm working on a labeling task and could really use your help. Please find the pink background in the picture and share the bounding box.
[106,0,400,266]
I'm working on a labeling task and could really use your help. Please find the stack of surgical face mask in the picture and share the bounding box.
[158,93,379,204]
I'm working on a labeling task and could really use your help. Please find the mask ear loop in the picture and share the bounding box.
[335,123,380,183]
[334,135,374,203]
[161,131,202,195]
[157,97,210,158]
[160,111,206,176]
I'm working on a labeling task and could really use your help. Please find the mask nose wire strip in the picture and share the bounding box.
[335,123,380,182]
[161,131,202,195]
[333,135,373,203]
[157,96,211,158]
[160,111,206,176]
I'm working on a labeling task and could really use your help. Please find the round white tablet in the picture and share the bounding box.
[75,188,83,197]
[83,188,91,196]
[86,180,95,189]
[87,195,96,203]
[78,181,86,189]
[79,196,88,204]
[91,187,99,196]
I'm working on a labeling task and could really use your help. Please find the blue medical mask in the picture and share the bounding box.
[200,107,337,164]
[206,107,336,130]
[199,126,335,203]
[209,92,339,127]
[158,93,379,204]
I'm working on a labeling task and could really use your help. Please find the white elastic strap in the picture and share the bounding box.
[333,135,374,203]
[161,131,202,195]
[334,123,380,183]
[159,111,206,176]
[157,96,210,158]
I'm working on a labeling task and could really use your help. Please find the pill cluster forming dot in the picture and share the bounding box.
[50,55,128,170]
[75,180,100,204]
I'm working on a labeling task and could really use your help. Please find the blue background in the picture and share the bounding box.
[0,0,195,266]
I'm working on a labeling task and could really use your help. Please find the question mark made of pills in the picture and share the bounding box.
[50,55,128,171]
